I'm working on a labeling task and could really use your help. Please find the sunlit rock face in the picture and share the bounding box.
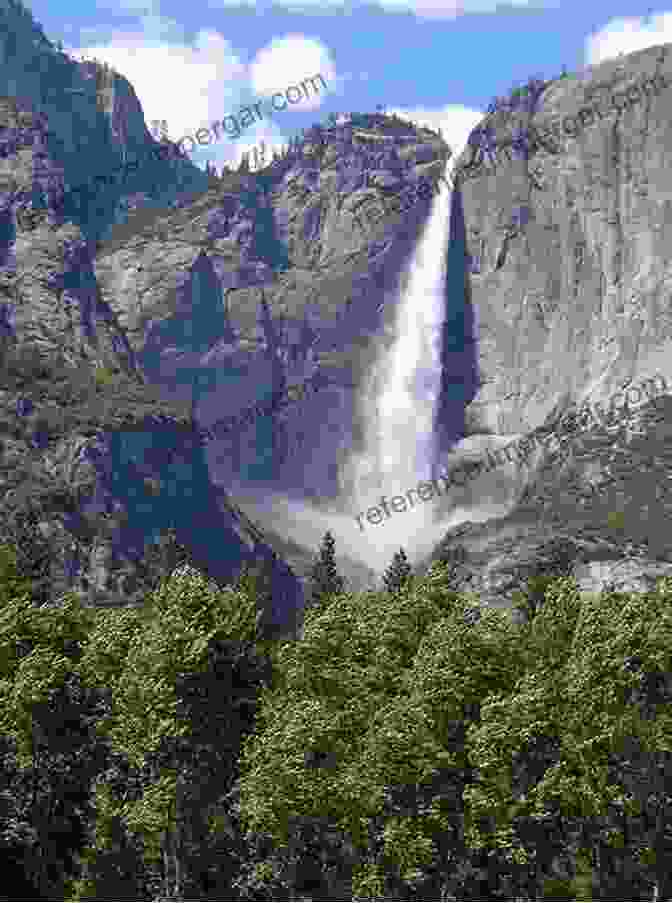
[418,47,672,604]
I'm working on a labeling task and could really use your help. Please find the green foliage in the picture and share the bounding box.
[0,522,670,900]
[75,605,148,736]
[93,364,116,388]
[0,542,34,605]
[464,577,672,899]
[569,848,595,900]
[233,556,276,634]
[0,587,95,765]
[511,538,579,625]
[71,564,275,899]
[90,566,262,768]
[382,547,412,594]
[606,509,626,530]
[307,529,346,613]
[433,540,469,590]
[0,565,115,898]
[236,567,671,899]
[237,563,523,898]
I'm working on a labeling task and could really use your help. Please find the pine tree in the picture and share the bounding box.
[235,556,274,618]
[434,541,468,591]
[307,530,345,611]
[382,547,412,594]
[511,538,577,624]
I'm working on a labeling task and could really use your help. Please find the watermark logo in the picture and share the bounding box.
[173,73,328,158]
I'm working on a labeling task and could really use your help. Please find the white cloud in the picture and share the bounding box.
[248,34,339,110]
[386,103,484,177]
[585,12,672,65]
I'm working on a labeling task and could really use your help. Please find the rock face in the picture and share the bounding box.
[2,0,671,631]
[94,120,449,502]
[0,0,304,635]
[453,46,672,440]
[0,5,207,246]
[423,44,672,605]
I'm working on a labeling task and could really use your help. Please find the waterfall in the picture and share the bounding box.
[347,161,452,500]
[223,157,483,587]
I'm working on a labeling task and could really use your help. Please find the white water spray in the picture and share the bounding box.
[348,165,451,499]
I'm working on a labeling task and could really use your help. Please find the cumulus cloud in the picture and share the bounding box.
[248,34,339,111]
[585,12,672,65]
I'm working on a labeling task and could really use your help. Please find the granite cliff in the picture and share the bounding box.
[420,42,672,608]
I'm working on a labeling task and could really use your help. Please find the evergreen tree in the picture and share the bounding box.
[382,547,412,594]
[434,540,468,591]
[131,526,192,599]
[511,537,578,624]
[234,556,275,628]
[307,531,345,611]
[0,496,60,606]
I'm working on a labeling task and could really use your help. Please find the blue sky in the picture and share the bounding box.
[23,0,671,174]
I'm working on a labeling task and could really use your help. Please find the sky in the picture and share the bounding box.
[21,1,672,174]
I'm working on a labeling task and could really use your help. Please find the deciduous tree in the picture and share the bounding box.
[236,564,525,899]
